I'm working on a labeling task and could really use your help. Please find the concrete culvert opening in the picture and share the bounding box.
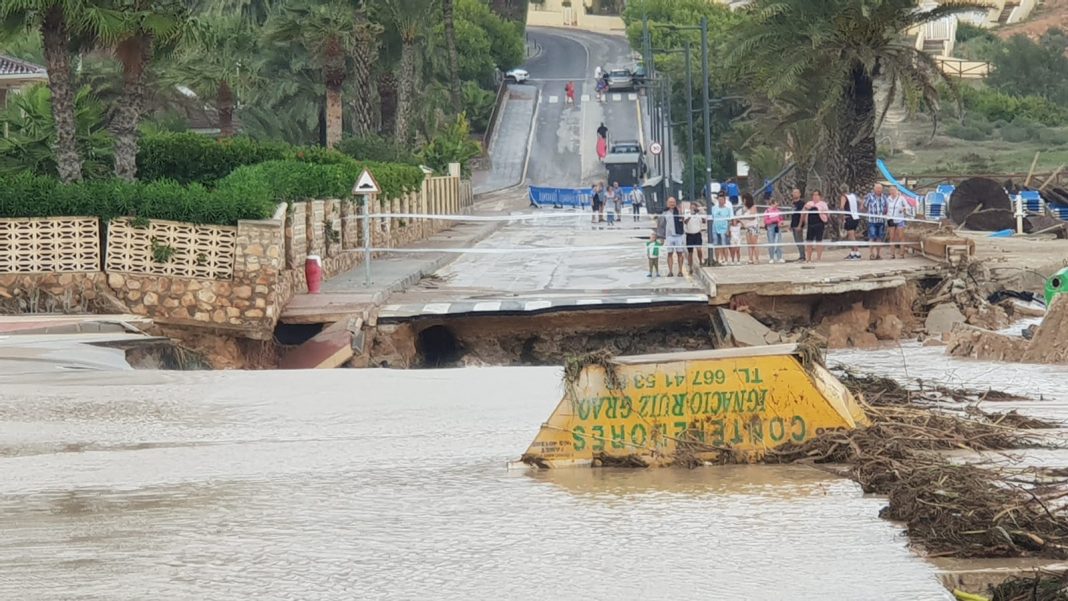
[417,325,463,367]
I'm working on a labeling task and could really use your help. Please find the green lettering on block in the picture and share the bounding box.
[572,426,587,451]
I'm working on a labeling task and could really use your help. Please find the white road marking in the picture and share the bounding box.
[628,93,637,101]
[524,300,553,311]
[612,94,622,102]
[473,301,502,312]
[381,305,402,312]
[575,299,603,305]
[626,297,653,304]
[548,95,559,104]
[581,94,590,102]
[422,303,451,314]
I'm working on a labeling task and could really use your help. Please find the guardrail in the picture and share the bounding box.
[936,57,991,79]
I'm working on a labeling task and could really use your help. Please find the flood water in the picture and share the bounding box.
[0,367,955,600]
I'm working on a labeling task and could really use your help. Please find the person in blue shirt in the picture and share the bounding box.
[725,179,740,206]
[710,193,735,266]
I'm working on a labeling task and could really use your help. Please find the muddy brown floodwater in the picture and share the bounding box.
[0,368,953,600]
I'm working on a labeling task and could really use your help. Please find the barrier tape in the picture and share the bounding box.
[354,209,937,226]
[350,239,921,255]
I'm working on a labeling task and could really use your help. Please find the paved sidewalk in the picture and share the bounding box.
[280,188,526,324]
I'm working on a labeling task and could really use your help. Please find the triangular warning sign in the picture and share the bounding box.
[352,169,380,195]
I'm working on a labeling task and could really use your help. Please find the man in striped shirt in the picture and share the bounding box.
[863,183,889,260]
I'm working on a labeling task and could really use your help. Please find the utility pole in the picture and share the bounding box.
[684,40,695,203]
[700,16,714,263]
[664,73,673,200]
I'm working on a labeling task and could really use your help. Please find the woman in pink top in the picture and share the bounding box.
[763,199,785,263]
[801,191,830,263]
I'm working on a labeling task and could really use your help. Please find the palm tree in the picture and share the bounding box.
[729,0,983,191]
[351,2,382,136]
[164,15,260,137]
[384,0,432,145]
[108,0,186,180]
[0,0,115,182]
[442,0,461,111]
[266,0,356,148]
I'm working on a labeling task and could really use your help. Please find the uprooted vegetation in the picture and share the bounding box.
[769,369,1068,560]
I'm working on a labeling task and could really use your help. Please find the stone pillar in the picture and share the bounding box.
[285,202,307,269]
[340,200,358,250]
[234,217,285,337]
[324,199,341,258]
[305,199,325,258]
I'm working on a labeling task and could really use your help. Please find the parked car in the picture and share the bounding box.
[505,68,529,84]
[606,68,633,91]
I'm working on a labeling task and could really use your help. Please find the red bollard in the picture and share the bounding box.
[305,255,322,294]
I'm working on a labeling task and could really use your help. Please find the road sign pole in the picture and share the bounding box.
[362,194,373,286]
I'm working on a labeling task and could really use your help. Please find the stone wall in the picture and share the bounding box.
[0,169,475,340]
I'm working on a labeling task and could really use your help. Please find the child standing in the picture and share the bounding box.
[729,217,743,265]
[646,233,662,277]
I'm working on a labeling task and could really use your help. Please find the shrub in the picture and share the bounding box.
[945,124,987,141]
[220,159,425,203]
[462,81,496,134]
[1000,123,1036,143]
[137,132,288,185]
[336,134,420,165]
[958,86,1068,127]
[419,114,482,176]
[963,114,994,135]
[1039,128,1068,146]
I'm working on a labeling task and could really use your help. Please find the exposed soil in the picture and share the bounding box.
[998,0,1068,41]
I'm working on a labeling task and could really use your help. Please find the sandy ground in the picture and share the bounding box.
[998,0,1068,39]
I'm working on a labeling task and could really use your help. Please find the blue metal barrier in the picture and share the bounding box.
[529,186,638,208]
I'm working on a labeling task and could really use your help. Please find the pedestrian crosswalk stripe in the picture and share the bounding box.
[575,299,603,305]
[626,297,653,304]
[612,93,622,102]
[473,301,502,312]
[524,300,553,311]
[581,94,590,102]
[422,303,451,314]
[548,95,559,104]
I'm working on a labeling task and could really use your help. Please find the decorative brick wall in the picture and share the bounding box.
[0,216,100,273]
[106,218,237,279]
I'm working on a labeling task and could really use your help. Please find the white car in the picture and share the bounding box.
[505,68,529,84]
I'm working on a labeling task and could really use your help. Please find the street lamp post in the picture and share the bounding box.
[700,16,713,264]
[684,40,695,203]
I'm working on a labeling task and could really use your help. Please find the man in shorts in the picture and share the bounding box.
[863,183,888,260]
[683,202,705,272]
[655,197,686,277]
[840,183,861,260]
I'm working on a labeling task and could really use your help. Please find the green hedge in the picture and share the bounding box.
[0,160,425,225]
[137,132,289,185]
[137,133,425,201]
[0,172,276,225]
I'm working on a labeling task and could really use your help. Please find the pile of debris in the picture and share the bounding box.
[769,370,1068,561]
[947,294,1068,364]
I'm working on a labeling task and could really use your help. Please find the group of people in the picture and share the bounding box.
[591,181,644,226]
[645,182,918,277]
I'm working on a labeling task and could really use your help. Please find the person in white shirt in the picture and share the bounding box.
[840,184,861,260]
[886,186,910,259]
[683,202,706,272]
